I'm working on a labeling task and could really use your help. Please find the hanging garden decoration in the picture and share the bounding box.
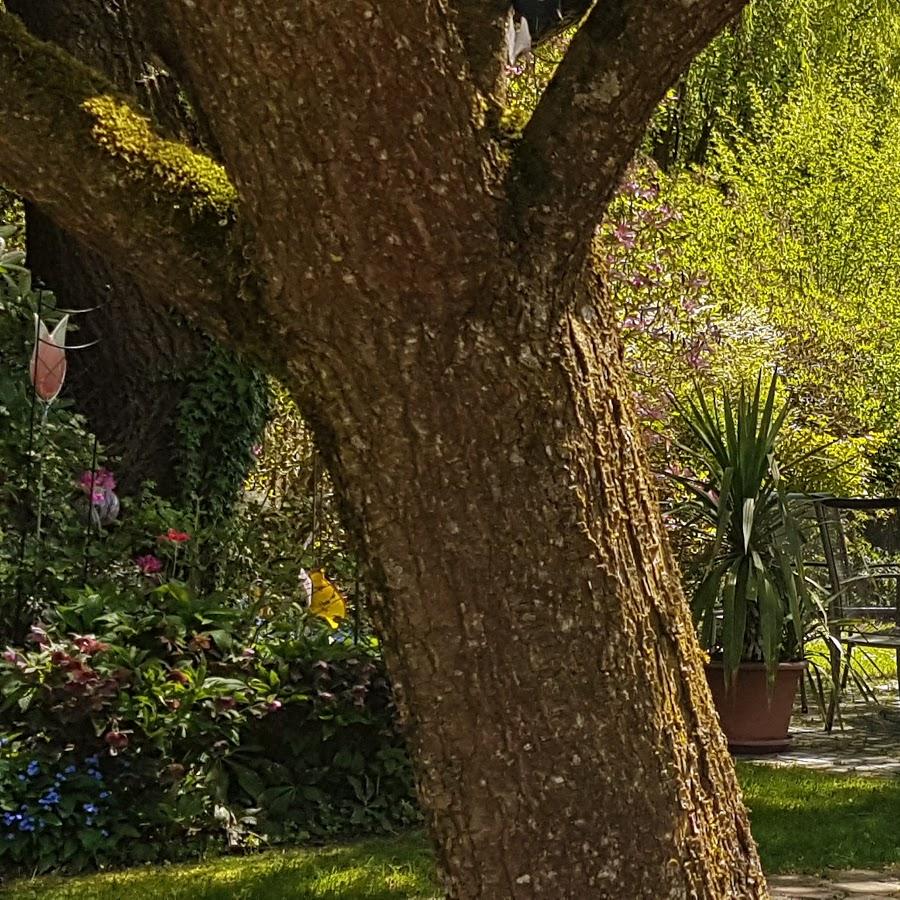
[29,314,69,403]
[301,568,347,629]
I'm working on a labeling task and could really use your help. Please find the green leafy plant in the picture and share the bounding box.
[0,582,418,874]
[670,372,827,686]
[0,224,415,875]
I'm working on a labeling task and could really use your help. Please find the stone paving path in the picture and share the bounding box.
[769,870,900,898]
[743,684,900,777]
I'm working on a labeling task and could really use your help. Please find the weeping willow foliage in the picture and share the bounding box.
[645,0,900,168]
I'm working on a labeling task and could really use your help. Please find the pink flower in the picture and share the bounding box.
[159,528,190,544]
[612,222,637,249]
[27,626,49,647]
[2,649,19,664]
[266,700,282,712]
[135,554,163,575]
[68,663,99,684]
[78,468,116,494]
[684,346,710,370]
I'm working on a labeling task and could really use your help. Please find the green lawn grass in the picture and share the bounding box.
[805,639,898,681]
[737,761,900,874]
[5,764,900,898]
[0,834,440,900]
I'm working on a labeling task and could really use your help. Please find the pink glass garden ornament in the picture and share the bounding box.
[29,315,69,403]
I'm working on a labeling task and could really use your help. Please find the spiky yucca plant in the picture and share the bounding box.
[671,372,825,687]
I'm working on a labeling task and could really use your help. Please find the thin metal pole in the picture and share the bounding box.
[12,290,45,636]
[81,434,100,585]
[353,571,361,644]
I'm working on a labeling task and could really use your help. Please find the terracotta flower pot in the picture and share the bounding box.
[704,661,805,754]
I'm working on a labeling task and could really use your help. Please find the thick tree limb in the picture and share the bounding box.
[448,0,511,97]
[0,12,264,352]
[514,0,748,258]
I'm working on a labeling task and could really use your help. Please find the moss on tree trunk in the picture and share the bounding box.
[6,0,265,506]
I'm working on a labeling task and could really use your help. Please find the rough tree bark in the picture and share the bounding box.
[0,2,766,896]
[6,0,258,497]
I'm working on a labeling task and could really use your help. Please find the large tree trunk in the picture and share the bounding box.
[7,0,259,500]
[309,265,764,896]
[0,1,766,895]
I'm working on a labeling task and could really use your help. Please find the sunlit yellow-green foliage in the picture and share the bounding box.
[654,76,900,490]
[503,0,900,494]
[647,0,900,167]
[607,0,900,493]
[714,87,900,434]
[244,381,315,504]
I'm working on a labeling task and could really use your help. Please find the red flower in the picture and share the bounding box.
[68,664,100,684]
[72,635,110,656]
[104,730,130,754]
[159,528,190,544]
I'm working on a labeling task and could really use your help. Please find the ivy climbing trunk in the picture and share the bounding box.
[6,0,263,503]
[0,0,768,895]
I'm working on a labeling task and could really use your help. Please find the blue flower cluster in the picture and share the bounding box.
[3,809,40,832]
[1,753,115,846]
[38,788,60,808]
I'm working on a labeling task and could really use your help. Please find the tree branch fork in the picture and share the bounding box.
[0,0,747,357]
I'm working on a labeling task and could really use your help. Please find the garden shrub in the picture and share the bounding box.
[0,592,417,874]
[0,227,418,875]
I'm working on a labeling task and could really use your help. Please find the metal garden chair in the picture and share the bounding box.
[811,497,900,731]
